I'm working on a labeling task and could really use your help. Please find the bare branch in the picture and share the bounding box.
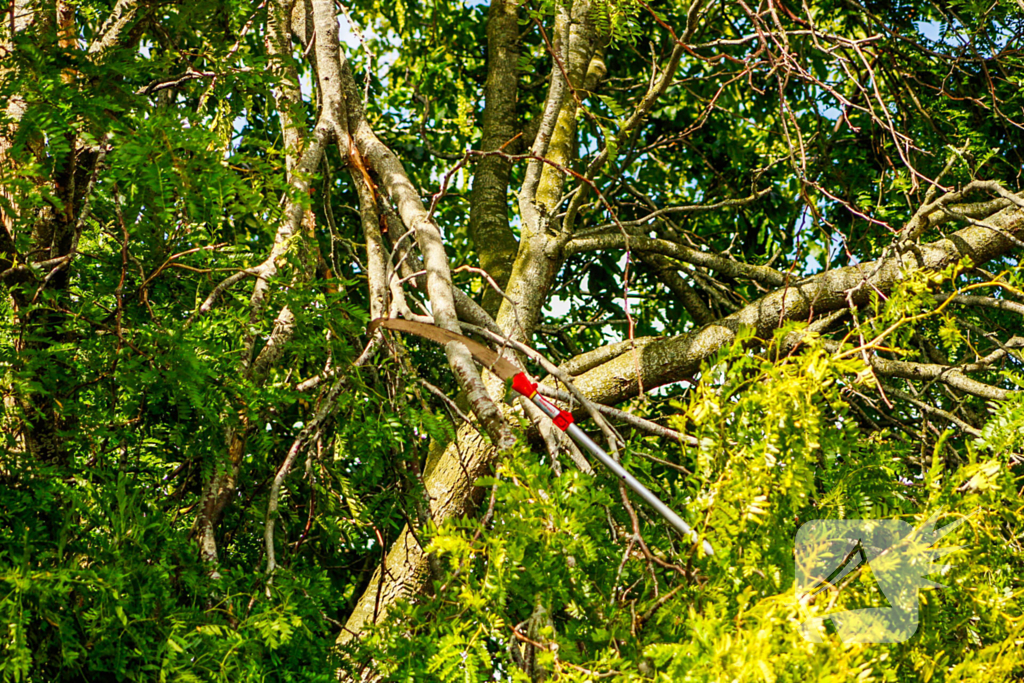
[866,354,1013,401]
[337,54,514,452]
[468,0,522,315]
[946,294,1024,318]
[576,188,773,236]
[565,233,789,288]
[881,384,981,437]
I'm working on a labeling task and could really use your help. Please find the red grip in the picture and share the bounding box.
[552,409,574,431]
[511,372,538,398]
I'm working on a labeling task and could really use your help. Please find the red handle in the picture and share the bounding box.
[511,373,574,432]
[511,372,538,398]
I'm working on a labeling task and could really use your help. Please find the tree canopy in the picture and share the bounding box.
[1,0,1023,680]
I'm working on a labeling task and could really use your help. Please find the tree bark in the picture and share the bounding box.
[468,0,522,316]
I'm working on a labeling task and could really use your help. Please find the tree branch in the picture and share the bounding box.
[946,293,1024,317]
[573,204,1024,406]
[565,233,789,288]
[468,0,522,315]
[337,52,514,452]
[864,354,1012,401]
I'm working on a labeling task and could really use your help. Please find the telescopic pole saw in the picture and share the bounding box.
[368,318,714,557]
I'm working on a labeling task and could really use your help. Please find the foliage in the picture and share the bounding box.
[344,329,1023,681]
[1,0,1022,681]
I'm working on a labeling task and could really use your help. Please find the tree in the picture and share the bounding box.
[1,0,1023,680]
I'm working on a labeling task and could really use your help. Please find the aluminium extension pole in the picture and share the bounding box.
[511,373,715,557]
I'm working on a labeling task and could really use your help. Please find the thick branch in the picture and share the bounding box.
[495,0,608,341]
[573,204,1024,405]
[532,8,604,221]
[560,336,661,377]
[267,0,306,175]
[903,181,1024,241]
[195,0,334,571]
[518,0,571,210]
[468,0,522,315]
[338,58,514,451]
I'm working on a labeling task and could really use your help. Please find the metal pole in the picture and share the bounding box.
[532,395,714,557]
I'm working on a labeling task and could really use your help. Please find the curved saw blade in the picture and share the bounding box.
[368,318,522,380]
